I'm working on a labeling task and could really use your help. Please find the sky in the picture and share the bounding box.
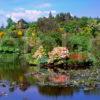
[0,0,100,26]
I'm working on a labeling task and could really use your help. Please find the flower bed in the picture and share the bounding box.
[31,46,93,69]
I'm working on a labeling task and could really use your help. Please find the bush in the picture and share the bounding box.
[32,46,48,65]
[67,34,92,52]
[48,47,69,63]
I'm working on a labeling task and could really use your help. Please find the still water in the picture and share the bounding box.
[0,56,100,100]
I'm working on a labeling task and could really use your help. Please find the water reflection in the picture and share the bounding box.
[38,86,80,96]
[0,62,27,82]
[84,88,100,95]
[0,60,30,92]
[0,57,100,100]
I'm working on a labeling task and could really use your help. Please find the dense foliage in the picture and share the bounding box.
[0,12,100,68]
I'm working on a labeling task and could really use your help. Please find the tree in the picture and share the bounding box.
[56,12,72,23]
[38,33,57,52]
[49,12,53,19]
[67,34,92,52]
[87,19,100,38]
[64,19,80,34]
[6,18,15,29]
[78,17,89,27]
[37,17,59,33]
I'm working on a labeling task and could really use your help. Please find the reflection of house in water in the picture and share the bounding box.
[38,86,80,96]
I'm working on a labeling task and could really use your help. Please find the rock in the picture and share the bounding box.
[0,92,8,96]
[83,87,94,91]
[9,86,15,92]
[2,84,6,87]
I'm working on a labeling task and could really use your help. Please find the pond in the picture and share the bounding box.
[0,55,100,100]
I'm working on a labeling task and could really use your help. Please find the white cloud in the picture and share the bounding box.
[14,7,25,12]
[6,9,56,22]
[0,9,56,27]
[35,3,52,8]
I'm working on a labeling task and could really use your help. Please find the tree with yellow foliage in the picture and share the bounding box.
[0,32,4,38]
[17,30,23,37]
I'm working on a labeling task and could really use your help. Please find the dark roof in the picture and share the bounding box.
[18,19,27,24]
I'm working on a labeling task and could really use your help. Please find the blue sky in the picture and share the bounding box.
[0,0,100,26]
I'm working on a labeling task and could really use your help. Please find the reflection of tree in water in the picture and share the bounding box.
[0,61,30,92]
[19,79,30,91]
[38,86,80,96]
[0,62,27,82]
